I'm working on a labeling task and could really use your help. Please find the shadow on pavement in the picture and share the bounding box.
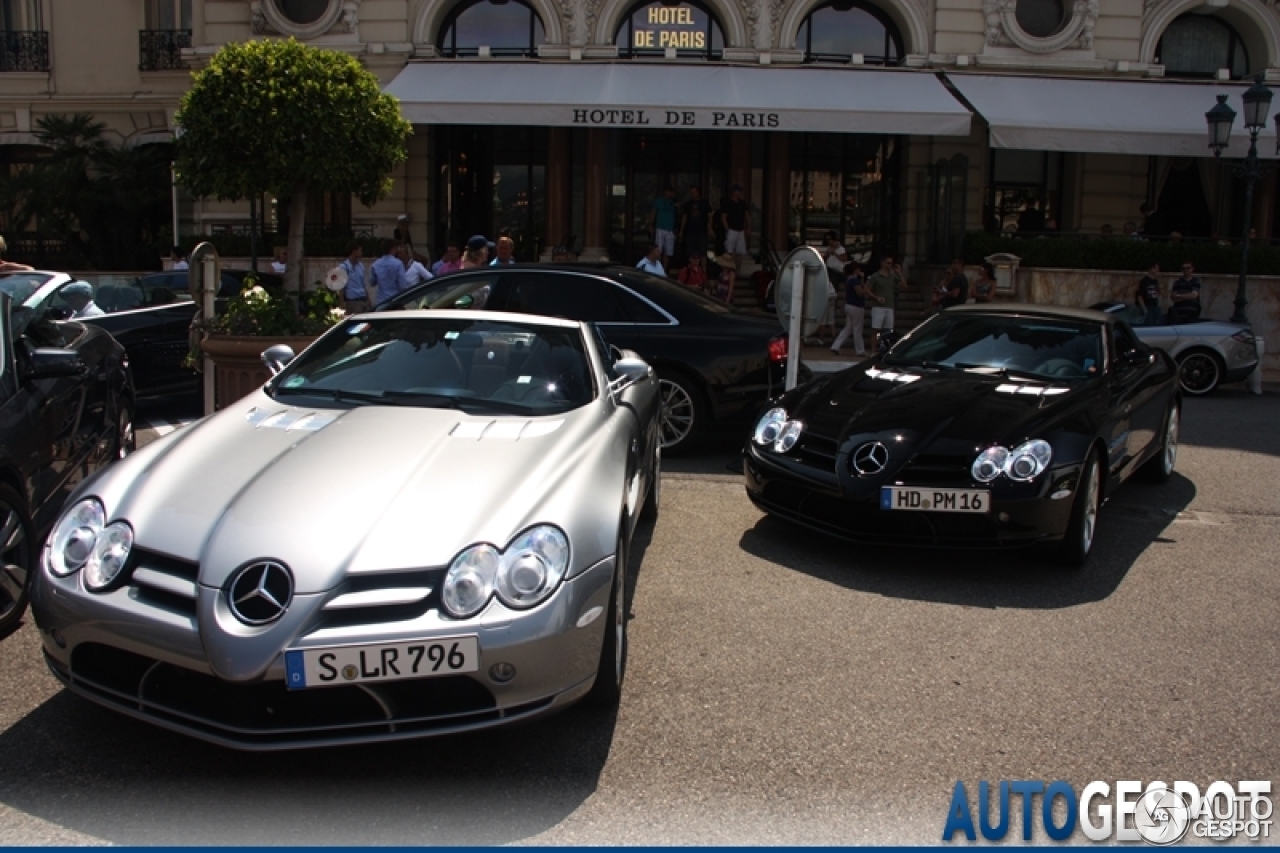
[737,472,1196,610]
[1179,391,1280,457]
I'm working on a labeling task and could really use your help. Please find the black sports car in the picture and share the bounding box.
[744,304,1181,565]
[381,264,803,452]
[0,294,135,636]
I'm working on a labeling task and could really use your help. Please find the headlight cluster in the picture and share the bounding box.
[442,525,570,619]
[47,498,134,591]
[971,440,1053,483]
[753,407,803,453]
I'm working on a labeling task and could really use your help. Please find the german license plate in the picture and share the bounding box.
[285,636,479,690]
[880,486,990,513]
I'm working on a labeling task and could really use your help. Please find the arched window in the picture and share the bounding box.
[796,1,903,65]
[275,0,329,24]
[1157,14,1249,79]
[614,0,724,60]
[438,0,545,58]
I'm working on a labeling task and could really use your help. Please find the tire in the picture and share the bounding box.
[656,370,709,455]
[1177,349,1223,396]
[1058,453,1102,568]
[0,484,35,638]
[640,445,660,522]
[114,401,136,461]
[1141,401,1179,483]
[584,531,627,708]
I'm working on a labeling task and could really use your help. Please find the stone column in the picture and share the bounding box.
[582,128,609,261]
[767,133,790,251]
[545,127,571,259]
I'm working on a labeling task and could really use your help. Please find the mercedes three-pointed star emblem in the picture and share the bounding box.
[851,441,890,476]
[227,561,293,626]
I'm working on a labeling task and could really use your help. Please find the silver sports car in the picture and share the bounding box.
[1090,302,1259,395]
[31,311,660,749]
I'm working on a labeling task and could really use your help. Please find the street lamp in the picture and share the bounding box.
[1206,75,1273,324]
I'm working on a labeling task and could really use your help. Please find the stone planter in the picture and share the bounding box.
[200,334,319,409]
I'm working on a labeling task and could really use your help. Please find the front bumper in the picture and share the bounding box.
[31,551,616,750]
[744,444,1081,549]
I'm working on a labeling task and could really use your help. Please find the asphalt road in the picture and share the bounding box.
[0,390,1276,844]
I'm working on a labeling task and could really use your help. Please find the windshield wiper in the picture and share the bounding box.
[953,363,1047,381]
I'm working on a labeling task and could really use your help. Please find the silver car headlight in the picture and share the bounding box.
[1006,439,1053,481]
[83,522,134,591]
[753,407,787,446]
[971,447,1010,483]
[495,525,570,609]
[442,544,500,619]
[48,499,106,577]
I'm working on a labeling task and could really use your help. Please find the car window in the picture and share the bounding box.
[611,285,671,324]
[1113,322,1146,356]
[587,323,619,381]
[394,274,504,311]
[506,274,631,323]
[886,314,1104,380]
[0,273,53,306]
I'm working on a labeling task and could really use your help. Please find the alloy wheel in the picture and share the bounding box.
[1163,407,1179,474]
[1081,459,1100,555]
[1178,352,1221,395]
[0,499,32,631]
[658,378,695,448]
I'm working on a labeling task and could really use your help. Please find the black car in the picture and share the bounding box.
[0,294,135,636]
[381,264,801,452]
[744,304,1180,565]
[3,269,283,399]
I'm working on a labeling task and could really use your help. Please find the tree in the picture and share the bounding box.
[174,38,411,291]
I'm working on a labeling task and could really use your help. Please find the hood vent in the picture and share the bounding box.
[245,407,340,432]
[451,419,564,440]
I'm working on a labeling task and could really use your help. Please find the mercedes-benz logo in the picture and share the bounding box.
[851,441,890,476]
[227,561,293,626]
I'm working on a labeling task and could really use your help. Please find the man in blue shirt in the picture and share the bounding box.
[340,241,369,313]
[371,239,407,306]
[490,236,516,266]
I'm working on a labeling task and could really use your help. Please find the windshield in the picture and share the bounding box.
[884,313,1104,380]
[0,273,55,306]
[269,316,594,415]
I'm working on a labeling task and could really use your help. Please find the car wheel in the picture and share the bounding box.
[0,484,35,638]
[1058,453,1101,568]
[640,445,660,522]
[1177,349,1223,396]
[584,531,627,708]
[656,370,709,454]
[114,402,136,460]
[1141,402,1179,483]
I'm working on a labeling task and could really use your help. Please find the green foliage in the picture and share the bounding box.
[963,231,1280,276]
[209,276,345,336]
[0,113,173,269]
[174,39,411,206]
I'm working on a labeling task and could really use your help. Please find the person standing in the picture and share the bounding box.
[650,187,678,269]
[636,244,666,276]
[679,187,712,266]
[490,236,516,266]
[170,246,189,271]
[940,258,969,309]
[819,231,848,341]
[370,239,407,306]
[830,261,867,356]
[866,254,907,353]
[461,235,492,269]
[973,262,996,303]
[432,242,461,275]
[1017,199,1045,233]
[1169,261,1202,323]
[340,241,370,314]
[62,281,104,318]
[270,246,287,275]
[1135,262,1162,326]
[399,243,433,289]
[719,185,751,268]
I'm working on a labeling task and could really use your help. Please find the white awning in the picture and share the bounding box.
[945,73,1277,158]
[385,62,972,136]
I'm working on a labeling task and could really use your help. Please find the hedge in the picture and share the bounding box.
[963,231,1280,276]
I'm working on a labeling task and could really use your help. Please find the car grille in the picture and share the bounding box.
[126,548,199,616]
[895,454,975,488]
[793,433,839,470]
[56,643,549,749]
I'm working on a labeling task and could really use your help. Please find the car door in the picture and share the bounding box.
[1106,322,1165,479]
[587,323,659,523]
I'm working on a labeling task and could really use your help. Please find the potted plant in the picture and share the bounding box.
[193,276,345,408]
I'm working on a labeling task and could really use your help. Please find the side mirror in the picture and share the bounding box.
[613,357,650,389]
[28,347,85,379]
[261,344,296,376]
[1122,348,1152,367]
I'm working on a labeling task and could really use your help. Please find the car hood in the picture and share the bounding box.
[785,362,1091,462]
[98,391,604,595]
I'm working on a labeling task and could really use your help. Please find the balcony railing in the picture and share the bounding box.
[0,30,49,72]
[139,29,191,71]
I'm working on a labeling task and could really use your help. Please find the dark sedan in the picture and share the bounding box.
[0,294,135,636]
[380,264,801,452]
[744,304,1180,565]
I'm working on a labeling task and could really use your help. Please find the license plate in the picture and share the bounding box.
[285,636,479,690]
[880,486,990,513]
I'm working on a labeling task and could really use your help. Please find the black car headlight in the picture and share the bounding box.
[47,498,134,590]
[753,407,804,453]
[970,440,1053,483]
[443,525,570,619]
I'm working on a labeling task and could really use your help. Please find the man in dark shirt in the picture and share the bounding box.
[940,258,969,308]
[1017,199,1045,233]
[680,187,712,264]
[1135,262,1162,325]
[1169,261,1202,324]
[719,184,751,266]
